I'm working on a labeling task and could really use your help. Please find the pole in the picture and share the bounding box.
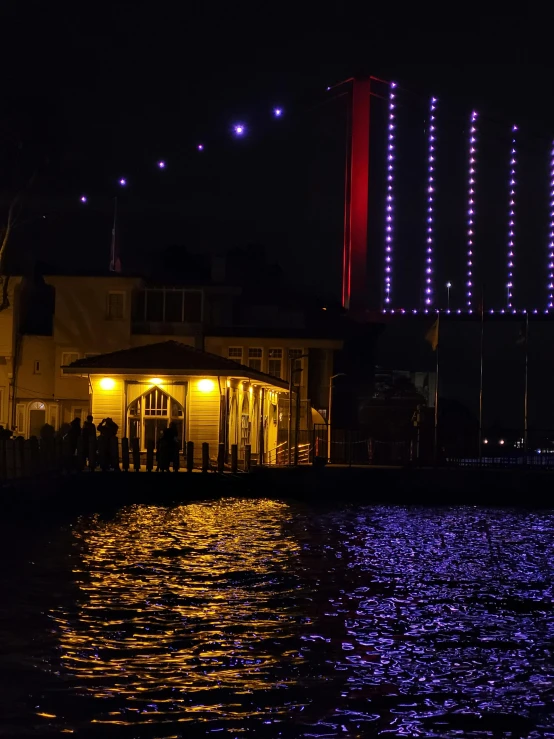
[110,196,118,271]
[327,379,333,463]
[287,356,293,466]
[294,381,301,466]
[433,313,440,465]
[524,311,529,454]
[478,297,484,459]
[447,286,450,311]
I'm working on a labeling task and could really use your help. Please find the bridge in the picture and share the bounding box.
[338,78,554,318]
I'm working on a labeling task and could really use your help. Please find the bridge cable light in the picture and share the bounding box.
[506,125,518,308]
[384,81,397,306]
[466,111,478,310]
[547,141,554,310]
[425,97,438,307]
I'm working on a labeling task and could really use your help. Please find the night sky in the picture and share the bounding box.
[3,6,554,301]
[3,5,554,430]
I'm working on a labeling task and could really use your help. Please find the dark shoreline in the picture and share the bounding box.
[3,466,554,519]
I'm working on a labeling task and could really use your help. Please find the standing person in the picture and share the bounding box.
[82,414,97,469]
[98,417,119,470]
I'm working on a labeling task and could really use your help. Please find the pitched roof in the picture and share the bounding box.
[64,340,288,388]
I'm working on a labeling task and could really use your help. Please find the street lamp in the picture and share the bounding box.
[446,282,452,310]
[328,373,346,463]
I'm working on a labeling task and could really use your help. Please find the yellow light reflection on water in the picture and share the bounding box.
[52,499,304,727]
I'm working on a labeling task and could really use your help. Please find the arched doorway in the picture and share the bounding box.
[28,401,46,438]
[128,386,185,450]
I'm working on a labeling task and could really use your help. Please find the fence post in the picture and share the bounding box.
[186,441,194,472]
[201,442,209,473]
[29,436,40,476]
[217,443,225,473]
[6,440,15,479]
[14,436,24,478]
[231,444,238,473]
[23,439,32,477]
[0,440,6,480]
[131,437,140,471]
[244,444,251,472]
[121,437,130,472]
[172,443,180,472]
[145,439,154,472]
[110,436,120,471]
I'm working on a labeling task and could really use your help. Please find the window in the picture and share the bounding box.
[33,360,41,375]
[61,352,79,374]
[268,348,283,378]
[228,347,243,361]
[248,347,263,372]
[71,407,85,420]
[107,292,125,320]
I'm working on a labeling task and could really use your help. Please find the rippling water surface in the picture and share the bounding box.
[2,500,554,737]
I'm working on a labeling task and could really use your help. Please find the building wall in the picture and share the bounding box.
[90,377,125,434]
[0,278,21,428]
[187,376,222,456]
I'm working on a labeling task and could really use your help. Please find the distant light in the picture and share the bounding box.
[100,377,115,391]
[119,178,127,186]
[149,378,163,386]
[157,161,165,169]
[198,378,215,392]
[499,439,505,445]
[273,107,283,118]
[233,124,246,136]
[483,438,488,444]
[197,144,204,151]
[446,281,452,288]
[80,195,87,203]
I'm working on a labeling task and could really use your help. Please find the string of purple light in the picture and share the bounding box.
[506,125,517,309]
[78,107,284,203]
[384,82,397,306]
[425,97,437,308]
[547,141,554,310]
[466,111,478,311]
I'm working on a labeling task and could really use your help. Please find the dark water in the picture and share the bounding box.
[1,501,554,738]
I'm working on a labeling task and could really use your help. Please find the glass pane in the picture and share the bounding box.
[184,291,202,321]
[268,359,282,378]
[146,290,164,321]
[144,419,166,447]
[165,291,183,322]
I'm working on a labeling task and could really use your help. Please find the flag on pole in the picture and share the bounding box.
[109,197,122,273]
[425,319,439,351]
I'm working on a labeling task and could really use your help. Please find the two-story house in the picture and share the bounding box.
[0,268,343,458]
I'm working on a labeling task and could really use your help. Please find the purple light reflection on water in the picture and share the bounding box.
[4,503,554,735]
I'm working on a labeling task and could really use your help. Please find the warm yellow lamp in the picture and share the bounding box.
[198,378,215,392]
[100,377,116,390]
[150,378,163,386]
